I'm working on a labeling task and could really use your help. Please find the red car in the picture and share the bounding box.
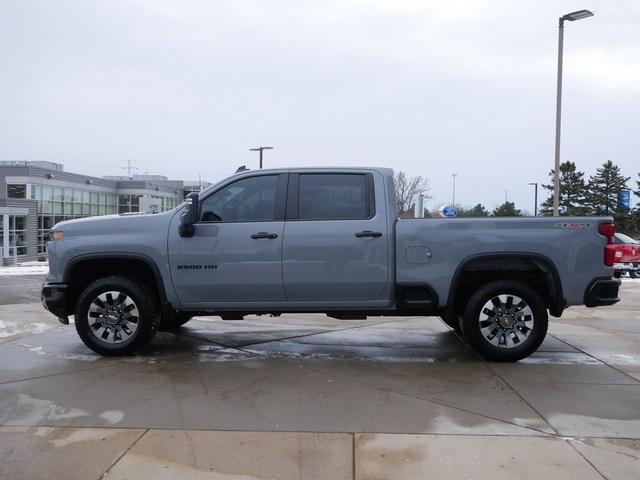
[612,233,640,278]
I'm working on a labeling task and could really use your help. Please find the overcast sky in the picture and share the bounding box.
[1,0,638,212]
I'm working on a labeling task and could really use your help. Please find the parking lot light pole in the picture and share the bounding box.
[553,9,594,216]
[452,173,457,206]
[249,146,274,169]
[529,182,538,216]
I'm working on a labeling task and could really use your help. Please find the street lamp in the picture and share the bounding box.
[249,146,274,169]
[529,182,538,216]
[451,173,457,206]
[553,9,594,216]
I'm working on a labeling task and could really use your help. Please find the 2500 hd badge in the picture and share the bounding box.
[176,264,218,270]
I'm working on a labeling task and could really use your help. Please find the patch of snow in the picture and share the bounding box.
[16,260,48,267]
[0,320,52,338]
[12,394,89,425]
[99,410,125,424]
[17,343,101,362]
[518,353,603,365]
[0,265,49,276]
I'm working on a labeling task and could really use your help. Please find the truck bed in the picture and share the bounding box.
[395,216,613,307]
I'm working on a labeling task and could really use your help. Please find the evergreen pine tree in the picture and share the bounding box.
[458,204,489,217]
[540,161,587,216]
[585,160,630,215]
[492,201,522,217]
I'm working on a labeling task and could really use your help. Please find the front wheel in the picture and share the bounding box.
[75,276,158,356]
[460,280,548,362]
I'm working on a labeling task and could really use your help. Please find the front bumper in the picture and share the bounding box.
[584,278,621,307]
[41,282,69,324]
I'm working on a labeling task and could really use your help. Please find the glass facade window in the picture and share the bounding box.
[7,184,26,199]
[8,180,181,254]
[118,194,141,214]
[149,195,178,212]
[1,215,28,256]
[18,183,119,253]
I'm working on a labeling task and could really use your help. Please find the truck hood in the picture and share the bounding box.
[52,210,178,236]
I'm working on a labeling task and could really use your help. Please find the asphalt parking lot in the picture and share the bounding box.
[0,275,638,479]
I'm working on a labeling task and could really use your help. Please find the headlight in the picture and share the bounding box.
[49,231,64,241]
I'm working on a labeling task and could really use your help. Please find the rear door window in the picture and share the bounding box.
[298,173,370,220]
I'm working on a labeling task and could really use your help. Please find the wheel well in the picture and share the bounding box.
[449,256,563,317]
[64,257,163,315]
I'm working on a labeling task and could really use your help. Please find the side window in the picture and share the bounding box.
[199,175,278,222]
[298,174,370,220]
[7,184,26,199]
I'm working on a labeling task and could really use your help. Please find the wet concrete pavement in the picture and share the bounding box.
[0,281,639,479]
[0,275,43,305]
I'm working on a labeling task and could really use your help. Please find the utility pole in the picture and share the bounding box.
[451,173,457,205]
[249,146,274,169]
[122,159,138,178]
[529,182,539,216]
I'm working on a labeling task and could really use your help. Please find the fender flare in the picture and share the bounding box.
[446,252,565,317]
[64,252,170,303]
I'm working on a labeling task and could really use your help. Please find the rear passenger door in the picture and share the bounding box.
[282,171,391,306]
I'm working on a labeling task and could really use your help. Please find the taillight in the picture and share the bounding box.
[599,223,616,266]
[604,245,621,267]
[598,223,615,243]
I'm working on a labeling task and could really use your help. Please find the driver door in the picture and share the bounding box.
[168,173,288,307]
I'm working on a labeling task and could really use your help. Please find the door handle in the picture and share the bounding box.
[251,232,278,239]
[355,230,382,238]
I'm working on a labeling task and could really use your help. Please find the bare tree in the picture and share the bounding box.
[394,171,431,216]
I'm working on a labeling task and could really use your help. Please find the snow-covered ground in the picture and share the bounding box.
[0,265,49,276]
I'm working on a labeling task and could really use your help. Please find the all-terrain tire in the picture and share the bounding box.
[75,276,158,356]
[460,280,548,362]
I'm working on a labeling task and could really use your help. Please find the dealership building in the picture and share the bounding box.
[0,161,203,264]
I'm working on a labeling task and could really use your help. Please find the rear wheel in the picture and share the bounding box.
[460,280,548,362]
[75,276,157,356]
[629,271,638,279]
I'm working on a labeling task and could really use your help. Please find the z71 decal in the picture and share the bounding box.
[555,222,592,229]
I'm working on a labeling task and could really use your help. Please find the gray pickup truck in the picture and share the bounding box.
[42,167,620,361]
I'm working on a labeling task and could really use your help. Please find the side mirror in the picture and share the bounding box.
[178,192,199,238]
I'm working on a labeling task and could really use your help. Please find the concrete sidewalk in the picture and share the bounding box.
[0,282,639,479]
[3,427,638,480]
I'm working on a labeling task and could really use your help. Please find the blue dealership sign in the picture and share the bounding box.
[619,190,631,209]
[439,205,459,218]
